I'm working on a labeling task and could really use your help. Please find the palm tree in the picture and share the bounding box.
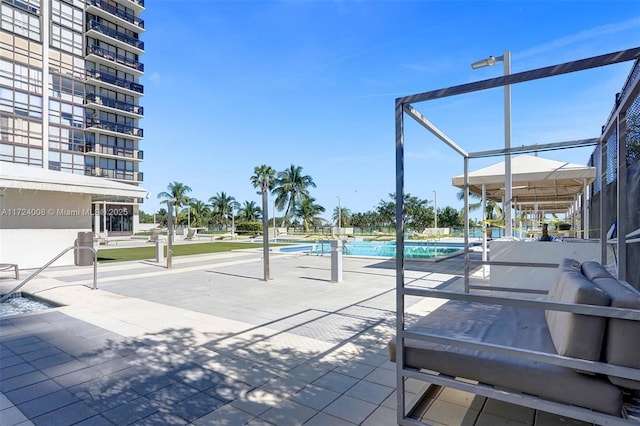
[332,206,351,227]
[237,200,261,222]
[272,164,316,226]
[295,197,325,233]
[209,192,239,230]
[251,165,276,281]
[186,199,211,227]
[156,208,168,227]
[457,191,503,236]
[157,181,192,225]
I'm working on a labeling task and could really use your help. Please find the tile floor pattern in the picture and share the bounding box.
[2,310,395,425]
[0,250,603,425]
[0,252,441,425]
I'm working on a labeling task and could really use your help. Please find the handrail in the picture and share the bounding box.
[0,246,97,303]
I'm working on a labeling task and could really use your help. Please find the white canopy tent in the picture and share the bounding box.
[452,154,596,215]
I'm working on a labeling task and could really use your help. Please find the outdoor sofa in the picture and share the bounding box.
[389,258,640,423]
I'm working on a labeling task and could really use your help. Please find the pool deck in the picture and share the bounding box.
[0,249,592,425]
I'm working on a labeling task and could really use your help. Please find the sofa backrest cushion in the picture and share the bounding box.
[581,261,615,280]
[545,269,610,361]
[582,261,640,390]
[548,258,582,301]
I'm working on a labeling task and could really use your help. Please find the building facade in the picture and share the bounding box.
[1,0,145,236]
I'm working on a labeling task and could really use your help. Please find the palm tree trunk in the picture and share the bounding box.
[281,198,294,227]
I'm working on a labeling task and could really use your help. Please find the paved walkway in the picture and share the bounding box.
[0,251,467,425]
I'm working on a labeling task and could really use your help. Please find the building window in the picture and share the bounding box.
[1,3,41,41]
[0,141,42,165]
[51,0,83,33]
[0,58,42,94]
[51,23,83,56]
[0,114,42,146]
[49,123,86,153]
[0,87,42,119]
[48,149,84,173]
[49,99,83,127]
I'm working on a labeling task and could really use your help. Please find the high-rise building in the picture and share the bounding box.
[1,0,145,237]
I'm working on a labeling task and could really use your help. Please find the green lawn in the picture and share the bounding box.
[97,242,285,263]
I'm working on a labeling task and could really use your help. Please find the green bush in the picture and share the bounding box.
[235,221,263,235]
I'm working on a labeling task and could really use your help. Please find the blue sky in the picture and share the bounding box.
[139,0,640,221]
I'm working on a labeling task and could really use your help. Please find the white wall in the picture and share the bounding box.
[131,204,142,234]
[0,229,92,269]
[0,189,93,268]
[489,240,600,292]
[137,222,160,232]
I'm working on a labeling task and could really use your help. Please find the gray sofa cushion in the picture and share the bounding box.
[389,300,622,415]
[545,269,610,360]
[548,258,582,300]
[581,261,615,280]
[582,261,640,390]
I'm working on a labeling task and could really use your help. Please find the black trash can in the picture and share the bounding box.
[75,231,94,266]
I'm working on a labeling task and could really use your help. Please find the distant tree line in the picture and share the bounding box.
[141,164,471,233]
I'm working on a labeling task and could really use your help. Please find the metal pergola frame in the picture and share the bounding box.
[394,47,640,425]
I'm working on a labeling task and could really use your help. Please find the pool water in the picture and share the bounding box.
[0,294,55,318]
[307,241,466,259]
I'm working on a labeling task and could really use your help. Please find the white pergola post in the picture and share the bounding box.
[583,179,589,239]
[513,197,522,238]
[482,184,487,278]
[102,200,107,237]
[503,51,512,238]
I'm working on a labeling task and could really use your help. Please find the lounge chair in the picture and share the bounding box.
[0,264,19,279]
[213,233,233,241]
[95,232,109,245]
[147,228,162,243]
[184,228,196,240]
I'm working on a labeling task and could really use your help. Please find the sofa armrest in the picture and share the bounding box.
[545,269,610,361]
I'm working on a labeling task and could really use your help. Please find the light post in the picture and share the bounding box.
[337,196,341,229]
[472,50,512,237]
[167,199,175,269]
[102,200,107,238]
[187,206,191,229]
[260,179,270,281]
[231,206,235,238]
[433,190,437,229]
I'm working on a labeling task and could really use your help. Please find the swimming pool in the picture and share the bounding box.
[0,294,56,318]
[304,240,467,259]
[279,244,315,253]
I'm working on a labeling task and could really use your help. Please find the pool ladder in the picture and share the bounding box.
[0,246,98,303]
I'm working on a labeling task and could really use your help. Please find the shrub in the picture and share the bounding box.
[235,221,262,235]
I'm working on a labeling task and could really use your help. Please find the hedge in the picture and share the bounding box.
[235,221,263,235]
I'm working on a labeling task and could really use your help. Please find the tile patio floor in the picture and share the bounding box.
[0,248,597,425]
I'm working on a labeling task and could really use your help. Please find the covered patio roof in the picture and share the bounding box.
[451,154,596,213]
[0,162,147,199]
